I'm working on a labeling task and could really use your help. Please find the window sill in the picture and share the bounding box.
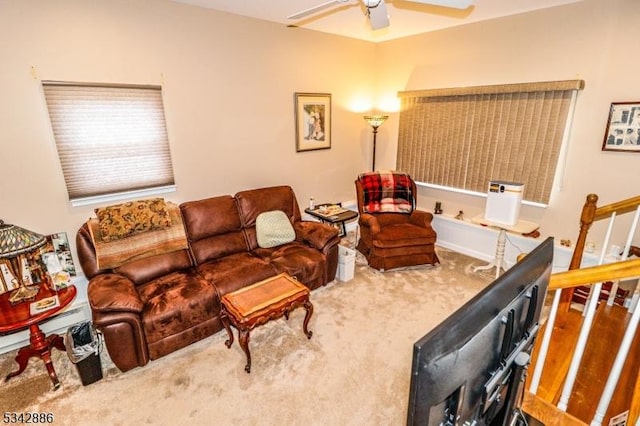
[70,185,176,207]
[416,182,548,208]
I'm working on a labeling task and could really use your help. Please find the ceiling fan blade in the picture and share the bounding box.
[287,0,350,20]
[406,0,474,9]
[367,0,390,30]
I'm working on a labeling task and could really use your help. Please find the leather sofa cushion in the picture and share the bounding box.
[88,274,144,314]
[252,242,326,290]
[189,232,248,266]
[293,221,340,251]
[196,252,276,297]
[138,269,219,346]
[180,196,248,264]
[180,195,242,240]
[115,249,193,286]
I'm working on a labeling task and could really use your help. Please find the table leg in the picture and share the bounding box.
[302,300,314,339]
[220,311,234,348]
[238,329,251,373]
[473,229,507,279]
[5,324,64,390]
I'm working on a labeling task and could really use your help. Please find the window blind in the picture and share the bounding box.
[396,80,584,204]
[42,82,175,203]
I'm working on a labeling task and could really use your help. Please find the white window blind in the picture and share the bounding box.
[43,82,175,204]
[396,80,584,205]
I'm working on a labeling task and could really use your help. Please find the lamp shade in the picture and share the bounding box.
[364,115,389,128]
[0,220,46,258]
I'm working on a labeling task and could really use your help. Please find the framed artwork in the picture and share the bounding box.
[294,92,331,152]
[602,102,640,152]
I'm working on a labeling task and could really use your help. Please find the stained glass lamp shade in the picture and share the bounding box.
[363,115,389,171]
[0,220,46,303]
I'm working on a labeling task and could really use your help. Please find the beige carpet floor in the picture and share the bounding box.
[0,247,494,425]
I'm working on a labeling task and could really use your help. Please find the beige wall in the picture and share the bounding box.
[375,0,639,250]
[1,0,638,269]
[0,0,375,261]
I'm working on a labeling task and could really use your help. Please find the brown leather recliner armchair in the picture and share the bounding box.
[355,172,439,271]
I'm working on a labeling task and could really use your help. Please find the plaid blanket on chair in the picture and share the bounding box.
[358,171,414,213]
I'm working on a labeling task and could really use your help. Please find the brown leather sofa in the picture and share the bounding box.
[76,186,340,372]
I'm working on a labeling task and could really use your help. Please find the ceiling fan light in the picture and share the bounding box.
[367,0,390,30]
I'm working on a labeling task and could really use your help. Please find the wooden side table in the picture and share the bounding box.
[0,285,77,390]
[471,215,540,278]
[304,204,358,237]
[220,273,313,373]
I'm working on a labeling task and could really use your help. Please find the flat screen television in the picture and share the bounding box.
[407,237,553,426]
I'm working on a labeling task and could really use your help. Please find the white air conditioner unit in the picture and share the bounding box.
[484,181,524,226]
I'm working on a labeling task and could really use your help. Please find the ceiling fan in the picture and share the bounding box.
[288,0,474,31]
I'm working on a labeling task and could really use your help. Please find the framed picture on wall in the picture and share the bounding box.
[294,92,331,152]
[602,101,640,152]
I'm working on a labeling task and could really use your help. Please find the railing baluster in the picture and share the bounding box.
[590,304,640,426]
[557,214,615,411]
[529,288,562,394]
[607,206,640,306]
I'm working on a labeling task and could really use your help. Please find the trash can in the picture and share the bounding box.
[65,321,103,386]
[337,245,356,282]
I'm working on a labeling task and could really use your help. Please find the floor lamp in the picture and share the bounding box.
[364,115,388,171]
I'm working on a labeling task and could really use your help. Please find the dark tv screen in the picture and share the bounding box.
[407,237,553,426]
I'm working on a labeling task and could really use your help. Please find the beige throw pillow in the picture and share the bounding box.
[256,210,295,248]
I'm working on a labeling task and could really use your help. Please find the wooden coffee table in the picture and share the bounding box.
[220,273,313,373]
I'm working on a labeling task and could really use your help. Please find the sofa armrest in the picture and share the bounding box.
[358,213,381,235]
[294,221,340,251]
[88,274,144,315]
[409,210,434,228]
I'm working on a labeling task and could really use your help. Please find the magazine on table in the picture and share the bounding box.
[310,204,348,219]
[30,295,60,315]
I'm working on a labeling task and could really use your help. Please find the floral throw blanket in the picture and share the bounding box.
[358,171,414,213]
[88,203,188,270]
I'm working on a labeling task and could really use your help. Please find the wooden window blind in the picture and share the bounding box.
[396,80,584,204]
[42,82,175,204]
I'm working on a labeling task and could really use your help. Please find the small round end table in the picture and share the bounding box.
[0,285,77,390]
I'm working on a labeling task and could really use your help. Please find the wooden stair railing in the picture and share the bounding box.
[560,193,640,312]
[552,258,640,289]
[524,259,640,426]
